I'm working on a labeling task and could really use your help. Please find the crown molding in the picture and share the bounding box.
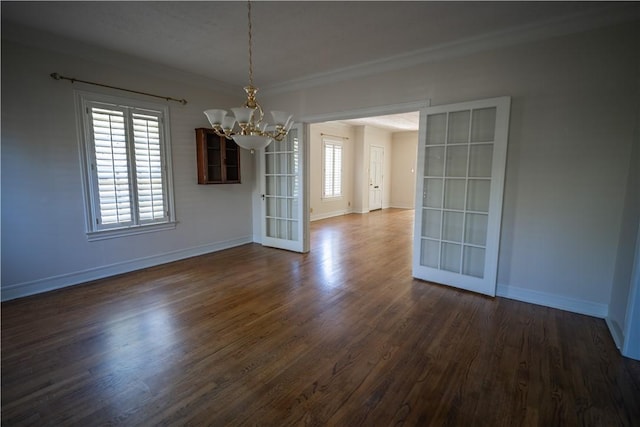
[262,4,640,96]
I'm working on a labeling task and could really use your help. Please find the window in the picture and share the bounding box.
[322,139,343,199]
[77,92,175,239]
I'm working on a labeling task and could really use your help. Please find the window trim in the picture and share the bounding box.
[321,137,343,200]
[76,91,176,240]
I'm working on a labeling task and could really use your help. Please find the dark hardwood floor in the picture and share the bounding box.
[2,209,639,426]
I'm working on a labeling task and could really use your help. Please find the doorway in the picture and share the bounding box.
[305,104,424,224]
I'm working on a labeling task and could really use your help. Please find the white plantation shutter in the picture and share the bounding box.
[323,140,342,198]
[80,93,174,237]
[90,107,133,226]
[132,112,166,222]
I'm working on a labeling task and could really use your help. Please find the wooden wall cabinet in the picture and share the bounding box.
[195,128,241,184]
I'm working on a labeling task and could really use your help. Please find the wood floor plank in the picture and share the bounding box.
[2,209,639,426]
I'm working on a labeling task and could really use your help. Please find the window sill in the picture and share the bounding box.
[87,221,177,241]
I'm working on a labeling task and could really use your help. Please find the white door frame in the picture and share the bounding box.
[254,101,429,248]
[622,226,640,360]
[301,101,430,124]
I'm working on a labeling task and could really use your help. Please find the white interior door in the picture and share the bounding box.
[412,97,510,296]
[261,123,308,253]
[369,145,384,211]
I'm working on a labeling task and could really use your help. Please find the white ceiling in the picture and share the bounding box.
[2,1,637,131]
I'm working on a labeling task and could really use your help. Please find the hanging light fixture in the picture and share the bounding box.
[204,0,293,153]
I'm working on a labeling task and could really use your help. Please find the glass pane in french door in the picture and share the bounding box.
[418,107,497,278]
[264,130,299,241]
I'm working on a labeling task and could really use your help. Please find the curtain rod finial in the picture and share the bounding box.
[50,72,61,80]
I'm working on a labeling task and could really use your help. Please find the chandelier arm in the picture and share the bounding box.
[212,126,233,140]
[253,102,265,129]
[262,127,286,142]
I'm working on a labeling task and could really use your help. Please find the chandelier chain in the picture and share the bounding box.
[203,0,292,152]
[247,0,254,88]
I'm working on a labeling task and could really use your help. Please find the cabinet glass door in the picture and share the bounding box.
[224,141,239,182]
[413,97,510,296]
[207,134,222,182]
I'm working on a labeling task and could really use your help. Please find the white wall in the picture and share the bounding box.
[390,131,418,209]
[1,36,256,300]
[264,21,640,316]
[308,122,356,221]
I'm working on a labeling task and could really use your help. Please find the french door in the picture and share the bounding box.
[412,97,510,296]
[261,123,308,253]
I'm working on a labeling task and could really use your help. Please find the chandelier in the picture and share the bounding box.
[204,0,293,153]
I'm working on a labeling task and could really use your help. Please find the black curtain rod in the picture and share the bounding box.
[50,72,187,105]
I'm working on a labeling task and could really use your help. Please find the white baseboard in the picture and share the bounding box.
[389,203,415,209]
[311,207,412,220]
[605,317,624,349]
[1,236,253,302]
[496,283,608,319]
[310,209,352,222]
